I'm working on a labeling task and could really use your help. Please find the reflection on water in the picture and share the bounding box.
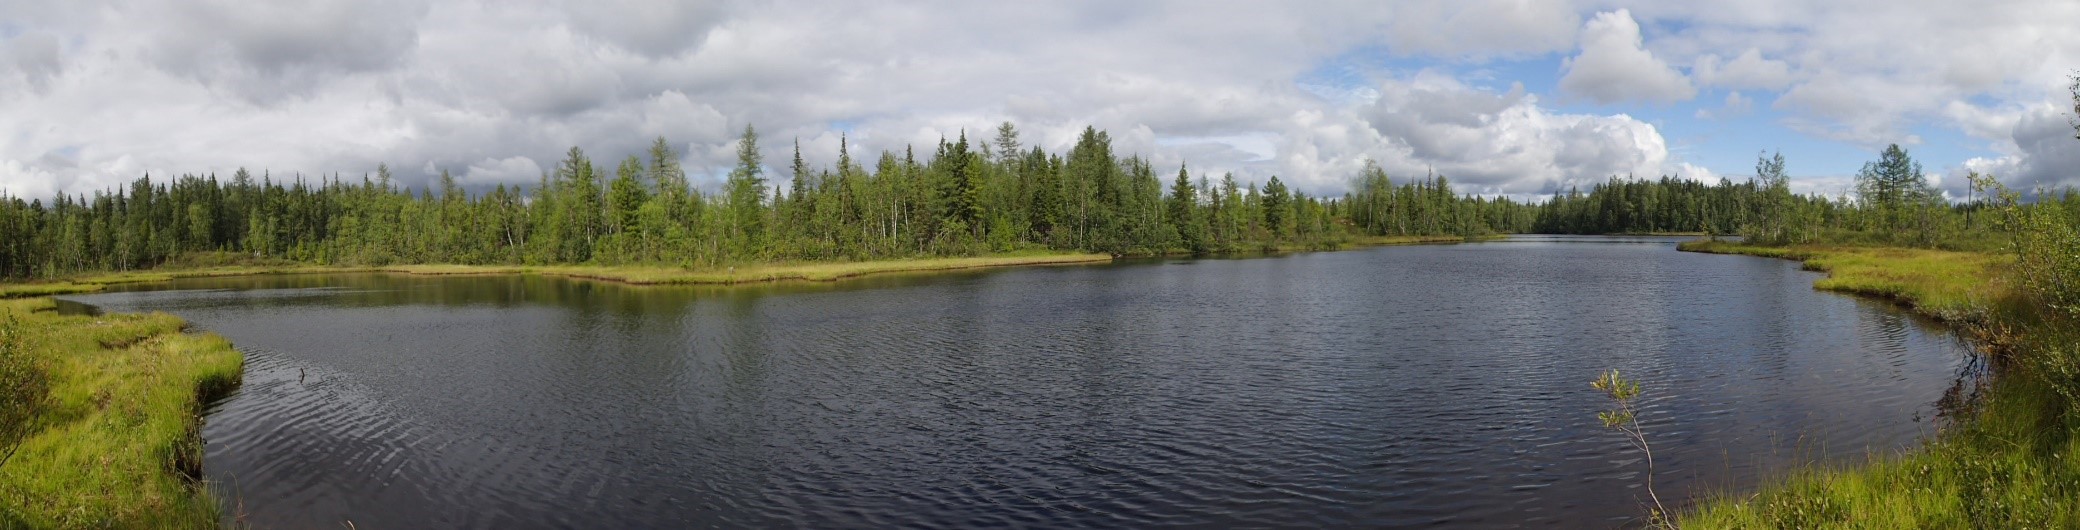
[62,235,1977,528]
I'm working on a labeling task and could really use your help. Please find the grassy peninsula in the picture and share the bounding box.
[1677,241,2009,323]
[0,298,241,528]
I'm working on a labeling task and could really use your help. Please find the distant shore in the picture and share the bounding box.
[0,252,1119,298]
[1,235,1519,299]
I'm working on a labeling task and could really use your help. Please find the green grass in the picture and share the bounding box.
[1246,233,1493,254]
[18,251,1112,292]
[1679,240,2009,322]
[0,298,244,528]
[1617,231,1711,236]
[387,252,1115,284]
[1677,239,2080,528]
[1346,234,1499,247]
[0,282,106,299]
[1683,368,2080,528]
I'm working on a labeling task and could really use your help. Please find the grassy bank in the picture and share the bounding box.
[0,298,244,528]
[1676,240,2080,528]
[2,239,1497,297]
[1619,231,1711,236]
[391,252,1114,284]
[1109,233,1492,258]
[1260,233,1502,254]
[1678,241,2009,323]
[0,251,1115,298]
[1345,234,1503,247]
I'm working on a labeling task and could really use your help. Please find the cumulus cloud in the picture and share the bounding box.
[1349,74,1678,194]
[1774,70,1940,146]
[1559,9,1696,105]
[4,0,2080,203]
[0,159,61,201]
[1632,1,2080,151]
[460,156,547,187]
[1959,105,2080,196]
[1693,48,1793,90]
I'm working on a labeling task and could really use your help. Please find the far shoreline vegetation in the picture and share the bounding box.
[0,123,1542,283]
[0,234,1486,300]
[2,116,2079,527]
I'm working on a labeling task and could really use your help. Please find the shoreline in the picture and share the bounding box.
[0,234,1504,298]
[0,298,242,528]
[0,252,1116,298]
[1676,240,2007,324]
[384,252,1117,286]
[0,233,1505,525]
[1672,239,2071,527]
[1119,234,1503,258]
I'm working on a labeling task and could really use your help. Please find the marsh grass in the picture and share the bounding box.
[1682,363,2080,528]
[1677,239,2080,528]
[0,283,105,299]
[9,252,1114,298]
[1109,233,1484,257]
[1678,241,2008,322]
[1345,234,1500,247]
[544,252,1113,284]
[0,298,242,528]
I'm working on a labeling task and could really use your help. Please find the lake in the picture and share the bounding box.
[61,235,1976,528]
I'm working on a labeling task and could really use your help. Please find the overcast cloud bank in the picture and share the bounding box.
[2,1,2078,201]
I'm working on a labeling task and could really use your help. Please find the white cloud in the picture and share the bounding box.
[1693,48,1793,90]
[1958,104,2080,196]
[1632,1,2080,151]
[1694,91,1755,120]
[1942,100,2024,144]
[461,156,547,187]
[562,0,728,58]
[0,159,61,201]
[137,0,431,101]
[1347,74,1681,196]
[1774,70,1936,146]
[1,31,64,93]
[1379,0,1580,58]
[1559,9,1696,105]
[4,1,2080,202]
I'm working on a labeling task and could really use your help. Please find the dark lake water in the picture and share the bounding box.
[61,235,1976,528]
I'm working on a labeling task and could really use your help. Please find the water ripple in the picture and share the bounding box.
[53,236,1979,528]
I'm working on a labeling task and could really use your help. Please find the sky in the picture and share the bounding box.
[3,0,2080,202]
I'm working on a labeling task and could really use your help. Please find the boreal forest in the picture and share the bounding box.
[0,122,2058,280]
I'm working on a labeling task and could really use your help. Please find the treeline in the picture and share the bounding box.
[1534,151,1822,240]
[1538,146,2023,249]
[0,124,1529,280]
[1,122,2054,280]
[1347,162,1537,237]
